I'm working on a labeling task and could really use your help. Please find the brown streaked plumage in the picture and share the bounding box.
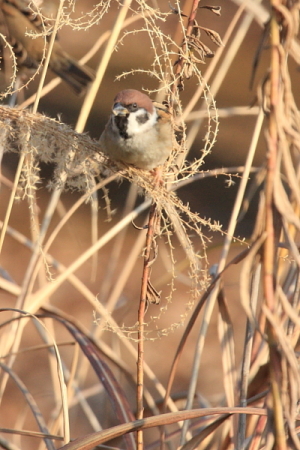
[0,0,94,95]
[100,89,173,170]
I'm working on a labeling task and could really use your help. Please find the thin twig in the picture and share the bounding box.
[137,201,159,450]
[75,0,133,133]
[170,0,201,103]
[264,1,286,448]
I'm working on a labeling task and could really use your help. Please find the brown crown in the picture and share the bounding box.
[113,89,154,113]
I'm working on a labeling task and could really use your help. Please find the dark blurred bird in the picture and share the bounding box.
[0,0,94,95]
[100,89,173,170]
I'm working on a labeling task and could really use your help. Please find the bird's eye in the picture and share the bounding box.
[132,103,137,109]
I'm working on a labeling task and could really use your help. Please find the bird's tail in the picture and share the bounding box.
[50,52,95,96]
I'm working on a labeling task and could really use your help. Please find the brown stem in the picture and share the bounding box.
[264,1,286,449]
[136,201,158,450]
[171,0,202,102]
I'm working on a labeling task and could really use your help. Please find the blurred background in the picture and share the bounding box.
[2,0,289,215]
[2,0,289,230]
[1,0,300,447]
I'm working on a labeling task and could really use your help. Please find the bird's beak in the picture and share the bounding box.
[112,103,129,116]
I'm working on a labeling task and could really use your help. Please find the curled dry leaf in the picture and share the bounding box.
[199,5,222,16]
[201,27,223,47]
[188,36,215,59]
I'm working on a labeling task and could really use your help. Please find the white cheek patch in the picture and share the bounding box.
[126,108,158,136]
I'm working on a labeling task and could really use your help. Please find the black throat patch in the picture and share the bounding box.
[114,108,150,139]
[114,115,129,139]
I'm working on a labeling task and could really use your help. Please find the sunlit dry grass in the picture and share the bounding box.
[0,0,300,449]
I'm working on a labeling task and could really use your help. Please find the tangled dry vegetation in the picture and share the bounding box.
[0,0,300,449]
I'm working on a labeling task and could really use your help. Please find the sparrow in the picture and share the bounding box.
[99,89,173,170]
[0,0,94,95]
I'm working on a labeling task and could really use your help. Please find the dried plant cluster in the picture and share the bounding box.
[0,0,300,450]
[0,0,222,326]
